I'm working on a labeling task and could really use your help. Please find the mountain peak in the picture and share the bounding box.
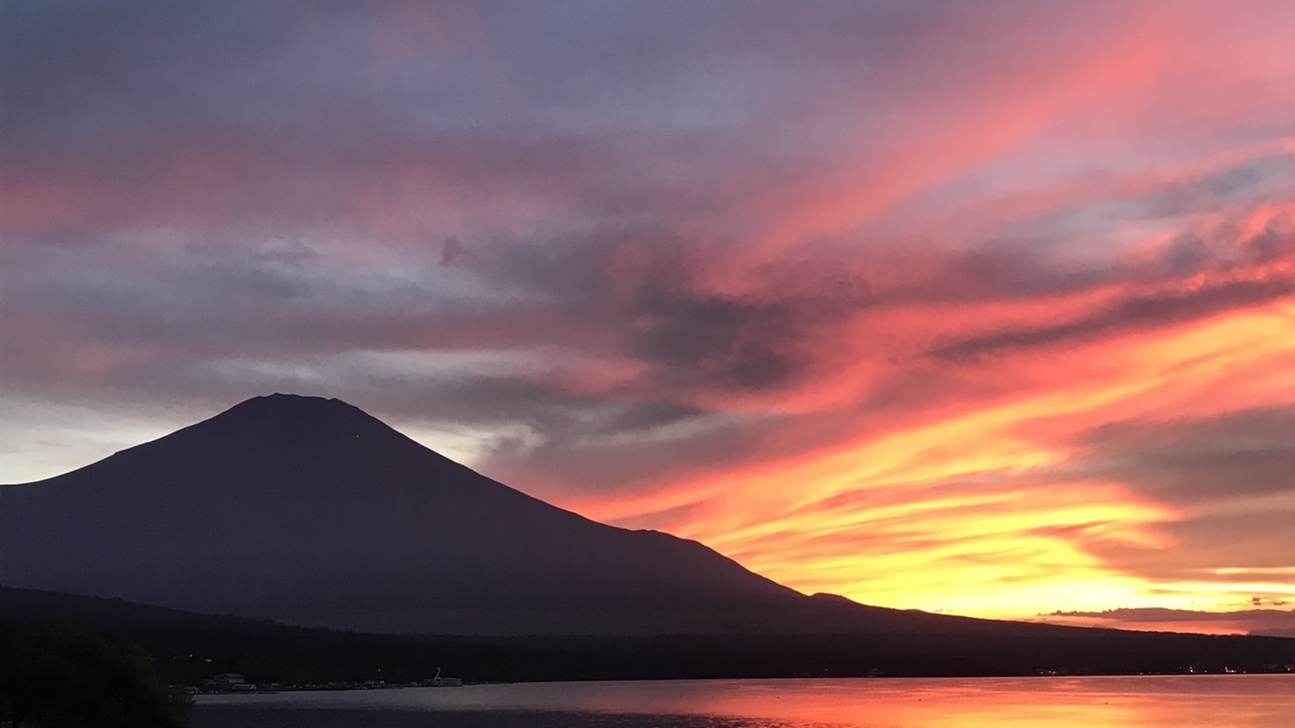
[55,392,447,496]
[196,393,394,440]
[225,392,366,417]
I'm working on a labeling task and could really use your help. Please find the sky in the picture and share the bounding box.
[3,0,1294,633]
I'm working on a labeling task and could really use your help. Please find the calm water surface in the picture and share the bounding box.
[193,675,1294,728]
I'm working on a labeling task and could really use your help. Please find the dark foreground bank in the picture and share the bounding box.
[3,588,1293,688]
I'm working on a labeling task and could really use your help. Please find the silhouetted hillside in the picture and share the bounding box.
[4,588,1294,683]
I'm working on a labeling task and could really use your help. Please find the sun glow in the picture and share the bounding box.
[580,298,1295,619]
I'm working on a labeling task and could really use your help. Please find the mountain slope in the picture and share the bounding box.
[1,394,814,632]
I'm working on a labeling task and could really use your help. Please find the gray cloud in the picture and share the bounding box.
[1041,607,1295,635]
[1028,408,1295,586]
[1077,407,1295,504]
[928,210,1295,361]
[440,237,465,266]
[933,274,1295,361]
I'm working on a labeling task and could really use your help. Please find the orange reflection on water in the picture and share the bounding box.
[198,675,1295,727]
[559,676,1295,728]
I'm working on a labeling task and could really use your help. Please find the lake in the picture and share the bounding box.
[193,675,1294,728]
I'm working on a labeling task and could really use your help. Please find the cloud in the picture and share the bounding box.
[932,210,1295,360]
[1077,406,1295,504]
[3,0,1295,622]
[1039,607,1295,636]
[440,237,465,266]
[933,273,1295,361]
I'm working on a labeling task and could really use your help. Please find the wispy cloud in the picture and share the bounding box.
[3,0,1294,620]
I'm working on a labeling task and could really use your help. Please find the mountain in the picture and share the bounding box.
[4,394,988,636]
[2,394,1291,650]
[2,394,835,633]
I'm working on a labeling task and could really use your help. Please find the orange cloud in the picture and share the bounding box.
[565,207,1295,619]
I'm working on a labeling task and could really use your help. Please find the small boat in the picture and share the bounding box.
[428,666,462,687]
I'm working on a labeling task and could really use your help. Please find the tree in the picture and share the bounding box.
[0,626,190,728]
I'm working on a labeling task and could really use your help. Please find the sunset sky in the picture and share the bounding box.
[3,1,1294,632]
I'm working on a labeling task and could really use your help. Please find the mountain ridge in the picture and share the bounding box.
[2,393,820,633]
[8,394,1286,644]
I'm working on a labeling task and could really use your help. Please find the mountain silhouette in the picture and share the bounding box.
[2,394,875,634]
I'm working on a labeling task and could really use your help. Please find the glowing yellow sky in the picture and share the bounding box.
[561,301,1291,621]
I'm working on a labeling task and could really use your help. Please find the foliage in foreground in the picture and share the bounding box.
[0,626,189,728]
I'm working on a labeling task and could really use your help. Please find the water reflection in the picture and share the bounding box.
[194,675,1295,728]
[194,708,813,728]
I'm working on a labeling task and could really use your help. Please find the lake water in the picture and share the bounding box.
[193,675,1294,728]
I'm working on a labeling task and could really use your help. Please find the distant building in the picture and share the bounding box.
[212,673,246,690]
